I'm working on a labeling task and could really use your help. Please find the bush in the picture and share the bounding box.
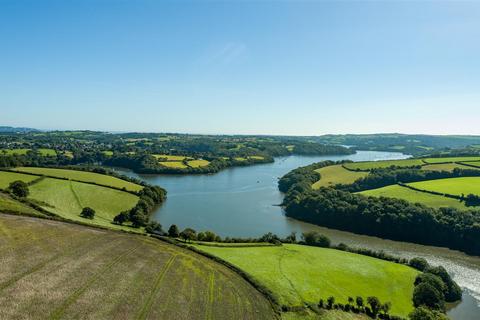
[409,257,429,271]
[8,180,29,198]
[301,231,331,247]
[80,207,95,219]
[409,306,448,320]
[412,282,445,310]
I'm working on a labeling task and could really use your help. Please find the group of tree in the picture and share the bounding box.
[408,258,462,311]
[318,295,395,319]
[113,185,166,229]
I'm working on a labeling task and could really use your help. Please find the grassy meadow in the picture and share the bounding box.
[359,185,467,210]
[193,244,418,318]
[407,177,480,197]
[158,161,188,169]
[312,165,368,189]
[343,159,423,171]
[421,163,478,172]
[0,215,275,320]
[28,178,139,231]
[187,159,210,168]
[422,156,480,164]
[0,193,44,216]
[0,171,39,189]
[12,167,143,192]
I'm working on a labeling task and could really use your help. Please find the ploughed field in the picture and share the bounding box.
[193,244,418,318]
[0,169,143,231]
[0,214,275,320]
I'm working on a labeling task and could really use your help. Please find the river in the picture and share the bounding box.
[115,150,480,319]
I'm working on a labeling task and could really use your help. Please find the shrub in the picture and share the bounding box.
[8,180,29,198]
[80,207,95,219]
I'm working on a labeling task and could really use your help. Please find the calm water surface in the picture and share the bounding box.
[116,151,479,319]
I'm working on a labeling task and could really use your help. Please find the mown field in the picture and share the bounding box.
[0,170,39,189]
[159,161,188,169]
[343,159,423,171]
[422,156,480,164]
[187,159,210,168]
[408,177,480,197]
[0,214,275,320]
[359,184,467,210]
[312,165,368,189]
[28,178,139,231]
[421,163,478,172]
[193,244,418,318]
[12,167,143,192]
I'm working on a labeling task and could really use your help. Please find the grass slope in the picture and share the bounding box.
[158,161,188,168]
[193,244,418,318]
[359,185,467,210]
[187,159,210,168]
[422,157,480,164]
[0,171,39,189]
[408,177,480,197]
[343,159,423,171]
[0,193,44,216]
[28,178,139,231]
[0,214,275,320]
[312,165,368,189]
[12,167,143,192]
[421,163,478,172]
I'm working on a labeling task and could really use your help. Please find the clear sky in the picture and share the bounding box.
[1,0,479,135]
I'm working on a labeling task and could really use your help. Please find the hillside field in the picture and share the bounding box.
[28,178,139,231]
[0,214,275,320]
[0,170,39,189]
[422,156,480,164]
[343,159,423,171]
[421,163,478,172]
[359,185,467,210]
[12,167,143,192]
[312,165,368,189]
[193,244,418,318]
[408,177,480,197]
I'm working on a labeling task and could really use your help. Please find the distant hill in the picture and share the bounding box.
[313,133,480,155]
[0,126,39,133]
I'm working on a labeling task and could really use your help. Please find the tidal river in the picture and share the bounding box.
[116,151,479,319]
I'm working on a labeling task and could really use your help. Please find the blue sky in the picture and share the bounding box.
[1,1,479,135]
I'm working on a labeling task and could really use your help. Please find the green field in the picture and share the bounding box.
[187,159,210,168]
[0,214,275,320]
[460,160,480,168]
[28,178,139,231]
[249,156,265,160]
[422,157,480,164]
[0,148,30,155]
[102,150,114,156]
[408,177,480,197]
[154,154,192,161]
[158,161,188,169]
[0,193,43,216]
[38,148,57,156]
[0,171,39,189]
[312,165,368,189]
[421,163,479,172]
[359,185,467,210]
[193,244,418,317]
[12,167,143,192]
[343,159,423,171]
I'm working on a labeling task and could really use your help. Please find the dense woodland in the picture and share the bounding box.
[280,161,480,255]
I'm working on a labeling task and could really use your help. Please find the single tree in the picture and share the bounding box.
[168,224,180,237]
[9,180,29,198]
[367,296,381,316]
[80,207,95,219]
[327,296,335,309]
[180,228,196,243]
[113,211,129,225]
[356,296,364,309]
